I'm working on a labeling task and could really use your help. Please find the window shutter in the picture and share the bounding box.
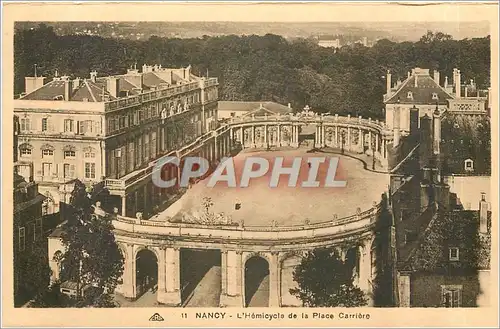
[79,121,84,134]
[70,165,75,177]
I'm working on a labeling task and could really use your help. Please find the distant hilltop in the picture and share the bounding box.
[15,21,490,42]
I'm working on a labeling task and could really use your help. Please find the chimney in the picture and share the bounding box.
[454,68,461,98]
[25,76,46,94]
[433,70,440,85]
[415,74,418,87]
[386,70,392,98]
[185,65,191,80]
[64,79,73,101]
[407,71,411,79]
[444,76,449,88]
[432,107,441,155]
[410,105,419,135]
[288,103,291,109]
[73,77,81,90]
[419,114,432,169]
[106,77,120,98]
[90,70,97,83]
[479,193,489,233]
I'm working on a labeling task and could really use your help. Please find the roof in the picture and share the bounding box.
[218,101,293,115]
[21,79,116,102]
[142,72,168,88]
[14,193,46,214]
[48,220,68,238]
[385,70,454,105]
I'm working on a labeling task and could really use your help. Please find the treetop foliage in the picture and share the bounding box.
[15,25,490,119]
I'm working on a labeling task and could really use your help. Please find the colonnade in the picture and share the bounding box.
[112,237,375,307]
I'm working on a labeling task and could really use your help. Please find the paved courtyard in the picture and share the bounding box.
[173,149,389,226]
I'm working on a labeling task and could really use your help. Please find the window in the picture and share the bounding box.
[84,151,95,158]
[18,227,25,251]
[84,163,96,179]
[127,142,135,172]
[20,118,31,131]
[34,218,42,241]
[449,247,459,261]
[464,159,474,171]
[63,164,75,178]
[79,120,94,134]
[64,150,76,159]
[407,91,413,99]
[42,149,54,157]
[442,286,462,307]
[432,92,439,100]
[20,148,32,156]
[42,163,52,177]
[64,119,74,132]
[42,118,48,131]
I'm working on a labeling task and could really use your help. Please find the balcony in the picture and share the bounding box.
[104,81,203,112]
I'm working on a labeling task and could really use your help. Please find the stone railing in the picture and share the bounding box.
[448,98,487,113]
[227,114,387,132]
[104,124,232,190]
[112,202,381,243]
[104,81,202,111]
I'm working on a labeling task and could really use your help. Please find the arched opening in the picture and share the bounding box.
[180,248,221,307]
[280,255,302,307]
[244,255,269,307]
[135,249,158,299]
[345,247,360,285]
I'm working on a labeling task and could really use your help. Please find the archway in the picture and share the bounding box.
[135,249,158,299]
[244,255,269,307]
[345,247,360,285]
[180,248,221,307]
[280,255,302,307]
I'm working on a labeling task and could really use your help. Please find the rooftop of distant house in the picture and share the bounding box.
[18,64,204,102]
[218,101,294,116]
[385,67,489,106]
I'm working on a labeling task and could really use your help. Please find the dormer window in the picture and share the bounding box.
[407,91,413,99]
[432,93,439,100]
[449,247,459,261]
[464,159,474,172]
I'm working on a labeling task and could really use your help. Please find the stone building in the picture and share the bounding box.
[13,164,47,306]
[14,64,219,217]
[384,67,488,132]
[388,100,491,308]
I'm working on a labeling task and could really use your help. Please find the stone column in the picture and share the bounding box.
[221,251,228,295]
[121,195,126,216]
[164,247,181,306]
[358,128,363,153]
[251,126,255,147]
[368,131,373,155]
[214,136,219,159]
[116,243,136,299]
[334,126,338,147]
[358,241,372,302]
[239,127,243,145]
[375,134,379,153]
[264,125,268,146]
[220,250,243,307]
[269,252,281,307]
[321,125,325,147]
[277,125,281,146]
[347,127,351,152]
[156,247,168,304]
[398,272,411,307]
[315,126,319,145]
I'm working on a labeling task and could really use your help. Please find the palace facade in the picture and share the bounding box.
[14,64,219,216]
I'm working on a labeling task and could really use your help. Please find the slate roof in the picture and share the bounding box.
[386,72,454,105]
[21,79,117,102]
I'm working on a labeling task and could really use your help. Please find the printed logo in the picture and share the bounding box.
[149,313,165,322]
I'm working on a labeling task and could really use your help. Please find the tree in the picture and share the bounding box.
[57,180,124,307]
[290,247,367,307]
